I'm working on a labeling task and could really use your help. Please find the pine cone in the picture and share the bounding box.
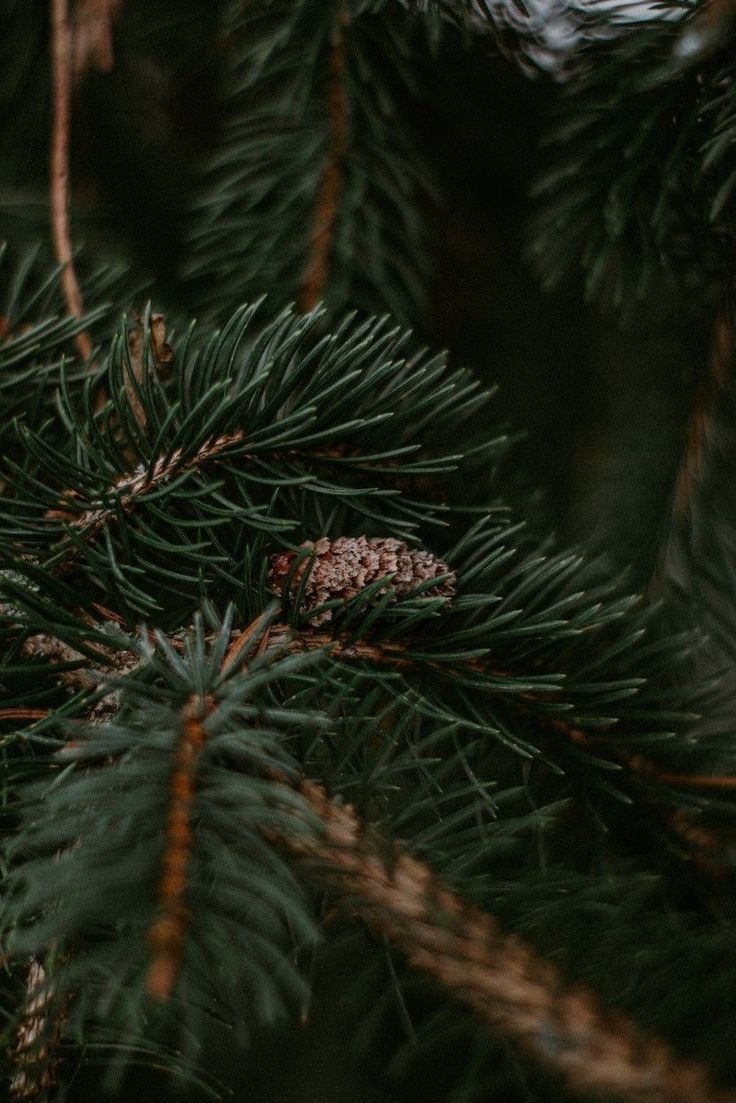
[268,536,456,626]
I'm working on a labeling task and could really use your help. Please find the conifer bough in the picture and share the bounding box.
[1,296,735,1103]
[4,0,736,1101]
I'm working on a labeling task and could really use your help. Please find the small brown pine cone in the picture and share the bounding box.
[268,536,456,626]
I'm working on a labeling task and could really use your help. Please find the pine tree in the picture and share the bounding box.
[3,2,736,1101]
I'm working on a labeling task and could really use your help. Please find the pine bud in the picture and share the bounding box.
[268,536,455,626]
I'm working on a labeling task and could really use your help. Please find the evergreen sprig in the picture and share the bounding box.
[531,4,736,312]
[4,3,736,1098]
[3,609,325,1084]
[0,302,496,621]
[1,295,733,1095]
[184,0,432,322]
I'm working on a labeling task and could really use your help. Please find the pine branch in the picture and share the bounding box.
[3,613,324,1077]
[0,305,495,617]
[9,610,736,873]
[185,2,432,321]
[49,429,247,573]
[5,610,735,1100]
[279,627,736,843]
[7,6,736,1099]
[530,9,732,312]
[282,779,735,1103]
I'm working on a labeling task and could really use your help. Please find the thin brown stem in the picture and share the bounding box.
[676,308,730,518]
[50,0,93,363]
[146,693,214,1001]
[298,0,349,312]
[655,772,736,791]
[281,780,734,1103]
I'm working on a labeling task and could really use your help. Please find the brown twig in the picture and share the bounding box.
[48,430,246,573]
[49,0,93,363]
[281,780,735,1103]
[676,309,730,522]
[145,693,214,1001]
[297,0,350,312]
[222,615,271,673]
[655,772,736,791]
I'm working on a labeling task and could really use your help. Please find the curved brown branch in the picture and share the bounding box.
[282,780,734,1103]
[298,0,349,312]
[50,0,93,363]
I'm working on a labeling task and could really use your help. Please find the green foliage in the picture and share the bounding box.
[3,610,324,1085]
[531,4,736,311]
[0,303,496,622]
[185,0,432,322]
[4,2,736,1100]
[2,291,734,1094]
